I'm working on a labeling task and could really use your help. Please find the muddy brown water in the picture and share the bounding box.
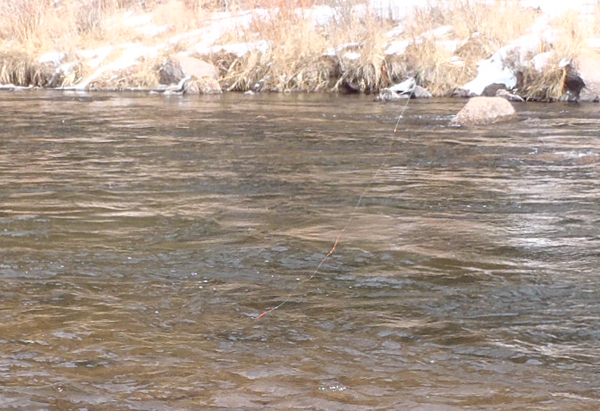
[0,91,599,410]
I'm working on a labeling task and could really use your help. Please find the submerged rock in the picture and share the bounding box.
[451,96,516,126]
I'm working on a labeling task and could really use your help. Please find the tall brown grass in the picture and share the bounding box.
[0,0,595,95]
[401,0,540,96]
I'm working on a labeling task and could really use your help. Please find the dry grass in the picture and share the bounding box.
[216,0,401,93]
[518,8,596,101]
[401,0,540,96]
[0,0,597,95]
[87,56,160,89]
[213,2,335,92]
[0,50,85,87]
[330,8,402,92]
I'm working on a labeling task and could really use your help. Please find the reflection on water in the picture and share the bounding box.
[0,92,599,410]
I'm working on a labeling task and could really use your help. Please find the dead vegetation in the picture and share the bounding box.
[0,0,597,96]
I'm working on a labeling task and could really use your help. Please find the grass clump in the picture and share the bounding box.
[401,0,540,96]
[518,8,597,101]
[213,4,334,92]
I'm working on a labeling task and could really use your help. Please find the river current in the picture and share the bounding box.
[0,92,599,410]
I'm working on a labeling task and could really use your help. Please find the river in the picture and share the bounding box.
[0,91,598,410]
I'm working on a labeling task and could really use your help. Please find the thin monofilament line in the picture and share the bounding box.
[257,95,412,319]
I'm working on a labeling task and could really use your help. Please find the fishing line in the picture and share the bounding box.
[257,92,412,319]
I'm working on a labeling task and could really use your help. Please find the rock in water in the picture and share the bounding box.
[451,96,516,126]
[496,89,524,102]
[374,88,407,102]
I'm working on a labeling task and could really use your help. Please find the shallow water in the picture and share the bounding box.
[0,91,599,410]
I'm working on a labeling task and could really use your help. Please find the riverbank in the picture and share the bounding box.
[1,0,600,101]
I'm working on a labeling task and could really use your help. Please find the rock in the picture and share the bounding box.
[562,71,585,102]
[452,88,471,98]
[378,78,432,101]
[177,56,218,80]
[496,88,524,102]
[451,96,516,126]
[413,85,432,98]
[158,56,220,94]
[558,60,586,102]
[184,77,222,94]
[158,57,185,85]
[572,50,600,101]
[374,88,408,102]
[481,83,506,96]
[389,77,416,94]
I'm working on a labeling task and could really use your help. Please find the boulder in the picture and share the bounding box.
[481,83,506,96]
[496,88,524,102]
[158,57,185,85]
[184,77,222,94]
[413,85,432,98]
[451,96,516,126]
[177,56,218,80]
[158,55,220,93]
[573,50,600,101]
[377,78,432,101]
[375,88,407,102]
[389,77,416,94]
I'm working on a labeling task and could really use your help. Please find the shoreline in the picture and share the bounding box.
[1,1,600,102]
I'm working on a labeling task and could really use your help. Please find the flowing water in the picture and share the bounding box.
[0,91,599,411]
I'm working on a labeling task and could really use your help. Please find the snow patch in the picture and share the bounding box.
[207,40,271,57]
[385,40,410,55]
[75,45,160,90]
[39,51,65,66]
[460,31,557,95]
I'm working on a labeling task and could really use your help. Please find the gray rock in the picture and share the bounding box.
[377,78,432,101]
[374,88,408,102]
[413,85,432,98]
[158,57,185,85]
[389,77,416,94]
[496,88,524,102]
[482,83,507,96]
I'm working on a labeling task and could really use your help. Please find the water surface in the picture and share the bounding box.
[1,92,599,410]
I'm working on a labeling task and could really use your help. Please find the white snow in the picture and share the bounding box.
[342,52,361,61]
[38,51,65,65]
[389,77,416,93]
[78,46,116,69]
[75,45,160,90]
[586,38,600,49]
[34,0,600,92]
[385,40,410,56]
[208,40,270,57]
[531,51,554,72]
[520,0,598,15]
[325,43,360,57]
[459,31,558,95]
